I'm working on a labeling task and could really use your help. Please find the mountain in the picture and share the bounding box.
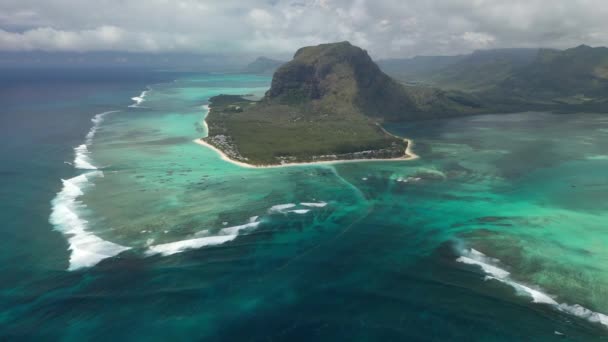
[379,48,539,91]
[378,55,465,84]
[202,41,483,165]
[243,57,284,74]
[487,45,608,109]
[423,48,539,91]
[264,41,481,121]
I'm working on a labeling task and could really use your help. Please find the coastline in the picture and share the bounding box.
[194,106,419,169]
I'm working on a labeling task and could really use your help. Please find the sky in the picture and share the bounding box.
[1,0,608,60]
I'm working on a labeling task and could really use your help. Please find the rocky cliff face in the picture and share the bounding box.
[264,41,481,121]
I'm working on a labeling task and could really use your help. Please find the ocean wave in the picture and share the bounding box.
[146,201,329,257]
[269,203,297,213]
[300,201,327,208]
[145,235,238,257]
[73,144,97,170]
[218,220,261,235]
[75,110,120,170]
[457,248,608,328]
[129,89,149,108]
[50,171,130,270]
[85,110,117,145]
[288,209,311,214]
[145,217,261,256]
[51,95,149,270]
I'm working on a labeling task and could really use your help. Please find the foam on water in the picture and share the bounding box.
[75,110,120,170]
[145,235,238,256]
[269,203,297,213]
[146,217,261,257]
[85,111,118,144]
[300,202,327,208]
[457,248,608,328]
[456,255,511,279]
[218,219,260,235]
[289,209,311,214]
[50,171,130,270]
[73,144,97,170]
[129,90,149,108]
[52,108,134,269]
[145,200,329,258]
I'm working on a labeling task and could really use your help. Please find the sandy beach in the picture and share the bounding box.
[193,134,418,169]
[194,138,418,169]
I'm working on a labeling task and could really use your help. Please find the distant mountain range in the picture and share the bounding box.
[488,45,608,110]
[243,57,284,74]
[379,45,608,112]
[378,48,540,91]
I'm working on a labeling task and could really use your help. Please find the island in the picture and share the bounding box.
[199,42,484,166]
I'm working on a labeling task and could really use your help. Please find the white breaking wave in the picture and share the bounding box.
[73,144,97,170]
[145,235,237,257]
[288,209,311,214]
[51,91,153,270]
[75,110,119,170]
[145,200,330,257]
[52,109,131,269]
[145,218,261,256]
[270,202,327,215]
[85,111,117,145]
[269,203,297,213]
[218,220,261,235]
[129,90,149,108]
[50,172,130,270]
[457,248,608,328]
[300,201,327,208]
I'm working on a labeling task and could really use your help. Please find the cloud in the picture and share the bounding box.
[0,0,608,58]
[462,31,496,49]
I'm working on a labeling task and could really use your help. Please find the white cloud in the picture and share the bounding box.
[462,31,496,48]
[0,0,607,58]
[248,8,276,30]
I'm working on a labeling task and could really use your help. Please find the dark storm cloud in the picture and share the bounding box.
[0,0,606,58]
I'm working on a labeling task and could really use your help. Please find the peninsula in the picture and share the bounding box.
[200,42,483,166]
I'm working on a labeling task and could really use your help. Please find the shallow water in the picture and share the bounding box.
[2,71,608,340]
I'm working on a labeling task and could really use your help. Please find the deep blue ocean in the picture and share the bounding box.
[1,68,607,341]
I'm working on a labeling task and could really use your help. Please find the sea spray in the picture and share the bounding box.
[300,201,327,208]
[146,201,329,257]
[85,110,118,144]
[145,218,261,256]
[129,89,149,108]
[51,109,131,269]
[75,110,119,170]
[50,172,130,270]
[457,248,608,328]
[73,144,97,170]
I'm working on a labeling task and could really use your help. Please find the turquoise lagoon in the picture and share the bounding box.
[2,71,608,340]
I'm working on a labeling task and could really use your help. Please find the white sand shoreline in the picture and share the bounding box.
[194,105,419,169]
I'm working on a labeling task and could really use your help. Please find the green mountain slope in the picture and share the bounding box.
[381,45,608,112]
[377,55,465,84]
[488,45,608,108]
[380,48,539,92]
